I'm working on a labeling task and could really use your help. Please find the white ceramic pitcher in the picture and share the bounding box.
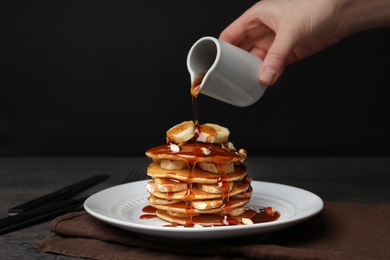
[187,36,266,107]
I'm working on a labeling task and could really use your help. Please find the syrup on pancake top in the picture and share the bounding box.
[145,120,279,227]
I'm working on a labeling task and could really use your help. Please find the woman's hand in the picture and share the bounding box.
[220,0,390,86]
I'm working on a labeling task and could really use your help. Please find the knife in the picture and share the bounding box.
[7,174,110,216]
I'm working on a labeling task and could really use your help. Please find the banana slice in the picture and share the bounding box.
[166,120,195,144]
[160,159,188,170]
[197,123,229,143]
[228,206,246,217]
[197,182,233,194]
[198,161,234,173]
[191,199,223,210]
[154,177,188,192]
[148,195,181,205]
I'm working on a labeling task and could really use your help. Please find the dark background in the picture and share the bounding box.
[1,0,389,157]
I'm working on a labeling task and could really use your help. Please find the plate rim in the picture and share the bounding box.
[84,180,323,238]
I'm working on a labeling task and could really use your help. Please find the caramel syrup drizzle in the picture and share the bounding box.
[190,73,204,127]
[188,73,235,226]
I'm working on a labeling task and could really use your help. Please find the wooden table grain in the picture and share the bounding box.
[1,156,389,259]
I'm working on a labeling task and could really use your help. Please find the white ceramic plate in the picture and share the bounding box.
[84,180,323,241]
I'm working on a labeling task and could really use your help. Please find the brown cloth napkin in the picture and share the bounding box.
[34,202,390,260]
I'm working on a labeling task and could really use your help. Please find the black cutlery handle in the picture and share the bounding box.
[0,197,86,235]
[8,174,109,215]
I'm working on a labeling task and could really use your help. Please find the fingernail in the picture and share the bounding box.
[260,66,277,86]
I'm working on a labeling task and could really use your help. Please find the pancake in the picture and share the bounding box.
[147,180,251,200]
[154,177,188,192]
[155,206,247,226]
[147,161,247,184]
[143,120,257,227]
[149,196,250,214]
[145,142,246,165]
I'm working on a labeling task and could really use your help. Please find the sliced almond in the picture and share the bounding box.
[242,217,253,225]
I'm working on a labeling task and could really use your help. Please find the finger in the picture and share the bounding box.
[248,31,275,60]
[219,19,247,47]
[219,6,254,46]
[259,29,299,86]
[250,47,268,61]
[219,3,269,50]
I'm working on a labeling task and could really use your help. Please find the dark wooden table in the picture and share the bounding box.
[1,156,390,259]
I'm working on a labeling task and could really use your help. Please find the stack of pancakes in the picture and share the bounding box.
[145,120,253,227]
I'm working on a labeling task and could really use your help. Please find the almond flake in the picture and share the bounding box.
[200,147,211,155]
[238,148,247,157]
[226,142,236,151]
[193,224,204,228]
[242,218,253,225]
[170,144,180,153]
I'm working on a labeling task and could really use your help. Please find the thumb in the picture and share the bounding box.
[259,31,296,86]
